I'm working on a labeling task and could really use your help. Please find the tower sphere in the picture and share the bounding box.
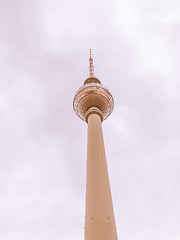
[73,76,114,122]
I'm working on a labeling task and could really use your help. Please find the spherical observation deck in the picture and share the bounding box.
[73,77,114,122]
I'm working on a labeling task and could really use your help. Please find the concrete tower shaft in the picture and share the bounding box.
[85,113,118,240]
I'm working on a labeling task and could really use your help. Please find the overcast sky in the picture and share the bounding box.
[0,0,180,239]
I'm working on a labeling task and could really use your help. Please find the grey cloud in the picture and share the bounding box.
[0,0,180,239]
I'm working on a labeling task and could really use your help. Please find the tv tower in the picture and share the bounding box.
[73,50,118,240]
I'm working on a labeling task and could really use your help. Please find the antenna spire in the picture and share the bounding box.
[89,49,94,77]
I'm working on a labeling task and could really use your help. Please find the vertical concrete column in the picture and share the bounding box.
[85,113,118,240]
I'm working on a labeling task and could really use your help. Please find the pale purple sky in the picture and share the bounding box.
[0,0,180,239]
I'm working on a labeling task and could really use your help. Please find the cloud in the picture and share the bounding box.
[0,0,180,239]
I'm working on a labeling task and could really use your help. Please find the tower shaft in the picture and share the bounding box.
[85,113,118,240]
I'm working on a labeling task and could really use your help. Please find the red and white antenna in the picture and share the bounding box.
[89,49,94,77]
